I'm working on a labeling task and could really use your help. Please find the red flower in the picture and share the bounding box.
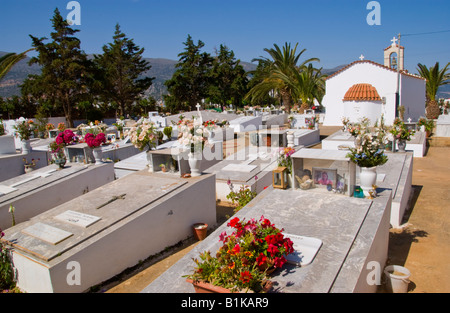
[227,217,240,229]
[231,244,240,255]
[267,244,279,257]
[240,271,252,283]
[273,256,287,268]
[256,253,267,266]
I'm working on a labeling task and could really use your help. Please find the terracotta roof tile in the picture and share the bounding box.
[343,83,381,101]
[325,60,425,81]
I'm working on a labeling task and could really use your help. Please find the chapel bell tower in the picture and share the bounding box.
[384,36,404,71]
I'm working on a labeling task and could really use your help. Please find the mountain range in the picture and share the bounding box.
[2,51,447,100]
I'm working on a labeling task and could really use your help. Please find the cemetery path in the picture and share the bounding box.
[101,127,450,293]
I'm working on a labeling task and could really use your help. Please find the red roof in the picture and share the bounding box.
[343,83,381,101]
[326,60,425,81]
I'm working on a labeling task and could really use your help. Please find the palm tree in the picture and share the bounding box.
[293,63,327,108]
[417,62,450,101]
[0,49,34,82]
[245,43,319,113]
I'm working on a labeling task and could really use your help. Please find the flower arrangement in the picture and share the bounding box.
[55,129,76,146]
[389,118,415,141]
[23,157,39,169]
[417,117,434,133]
[45,123,55,132]
[126,120,157,151]
[346,118,389,168]
[177,118,210,153]
[277,147,295,174]
[84,132,106,148]
[1,227,17,291]
[13,120,34,141]
[184,216,294,293]
[49,141,66,160]
[57,122,66,132]
[226,177,257,214]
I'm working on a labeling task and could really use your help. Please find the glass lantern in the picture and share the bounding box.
[272,166,288,189]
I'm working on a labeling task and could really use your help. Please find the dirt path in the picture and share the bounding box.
[387,146,450,293]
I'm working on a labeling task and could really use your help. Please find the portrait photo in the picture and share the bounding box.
[312,167,337,189]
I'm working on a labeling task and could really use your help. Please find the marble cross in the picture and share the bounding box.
[391,36,398,46]
[359,54,365,61]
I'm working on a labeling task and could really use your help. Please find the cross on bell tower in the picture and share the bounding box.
[384,35,404,70]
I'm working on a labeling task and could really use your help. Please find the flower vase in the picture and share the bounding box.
[397,140,406,152]
[54,157,66,169]
[24,165,34,173]
[21,139,32,154]
[92,147,103,164]
[146,150,153,172]
[360,166,377,196]
[287,132,294,148]
[188,152,202,177]
[193,223,208,241]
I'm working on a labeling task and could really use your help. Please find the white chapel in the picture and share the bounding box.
[322,38,426,126]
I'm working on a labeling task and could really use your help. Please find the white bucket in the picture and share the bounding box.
[384,265,411,293]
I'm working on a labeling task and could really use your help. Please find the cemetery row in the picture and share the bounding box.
[0,109,440,293]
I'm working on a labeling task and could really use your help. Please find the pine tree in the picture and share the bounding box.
[94,24,153,117]
[164,35,213,112]
[208,45,248,111]
[22,8,91,127]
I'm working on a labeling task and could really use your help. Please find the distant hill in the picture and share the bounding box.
[5,51,447,100]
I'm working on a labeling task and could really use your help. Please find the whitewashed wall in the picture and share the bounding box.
[322,62,424,126]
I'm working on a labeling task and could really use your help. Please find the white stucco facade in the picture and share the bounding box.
[322,61,426,126]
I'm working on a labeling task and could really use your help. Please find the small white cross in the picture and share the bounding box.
[391,36,398,46]
[196,103,201,112]
[359,54,365,61]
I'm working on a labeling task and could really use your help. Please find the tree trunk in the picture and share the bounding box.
[280,90,292,113]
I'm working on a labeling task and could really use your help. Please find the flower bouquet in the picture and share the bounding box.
[389,118,415,141]
[55,129,76,146]
[177,118,210,153]
[346,119,388,168]
[57,122,66,132]
[13,119,34,141]
[125,120,157,151]
[184,216,294,293]
[84,132,106,148]
[277,147,295,174]
[417,117,434,134]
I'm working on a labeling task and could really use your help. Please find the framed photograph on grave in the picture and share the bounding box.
[336,174,346,194]
[312,167,337,190]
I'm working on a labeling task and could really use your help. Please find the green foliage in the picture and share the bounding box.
[208,45,249,110]
[226,178,257,214]
[164,35,214,112]
[22,8,92,127]
[0,229,16,291]
[94,24,153,117]
[417,62,450,101]
[0,49,34,82]
[245,42,321,112]
[163,126,172,139]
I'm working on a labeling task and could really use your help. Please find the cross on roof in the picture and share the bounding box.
[359,54,365,61]
[391,36,398,46]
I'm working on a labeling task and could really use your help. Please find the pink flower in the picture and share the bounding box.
[219,231,227,242]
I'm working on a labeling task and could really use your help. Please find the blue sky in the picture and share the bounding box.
[1,0,449,72]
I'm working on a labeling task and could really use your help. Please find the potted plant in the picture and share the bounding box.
[49,141,67,169]
[417,117,434,138]
[226,176,258,214]
[13,119,35,154]
[23,157,39,173]
[85,132,106,164]
[159,164,167,172]
[346,119,389,196]
[389,118,415,152]
[192,223,208,241]
[177,118,210,177]
[184,216,295,293]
